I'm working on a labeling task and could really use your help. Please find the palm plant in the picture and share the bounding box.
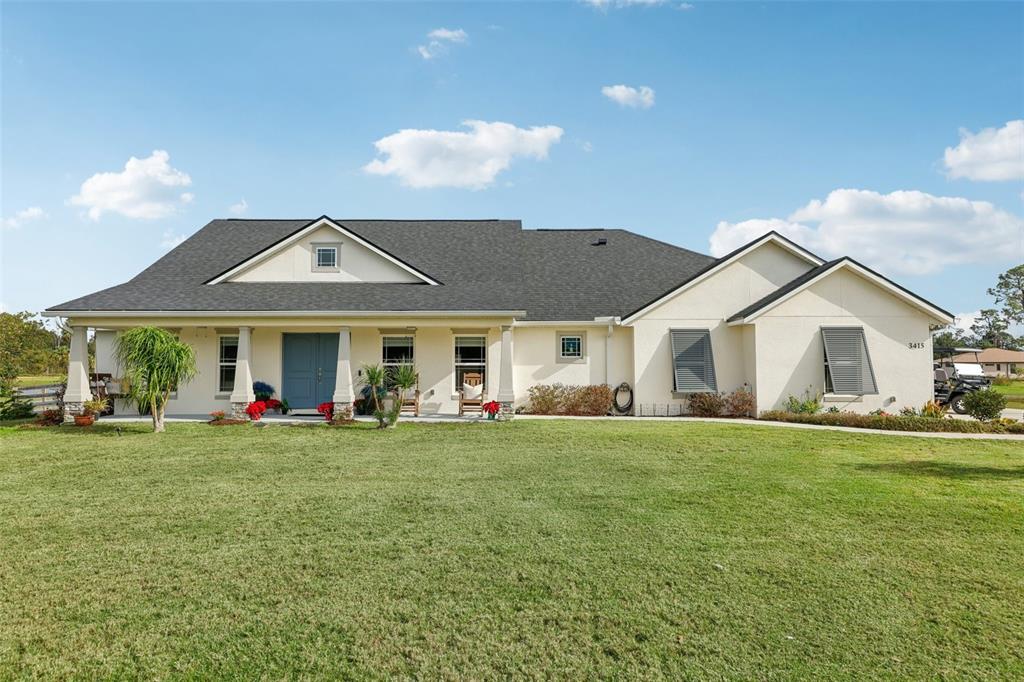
[114,327,196,433]
[360,363,388,427]
[360,362,417,428]
[388,363,418,426]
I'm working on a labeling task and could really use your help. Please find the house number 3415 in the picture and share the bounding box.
[908,341,926,349]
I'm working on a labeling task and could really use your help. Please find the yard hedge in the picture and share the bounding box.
[759,410,1024,435]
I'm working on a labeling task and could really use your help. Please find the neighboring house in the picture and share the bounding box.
[46,216,953,420]
[948,348,1024,377]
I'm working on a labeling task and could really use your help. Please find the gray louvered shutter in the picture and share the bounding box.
[821,327,877,395]
[670,329,717,393]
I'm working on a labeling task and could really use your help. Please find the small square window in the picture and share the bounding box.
[557,333,585,363]
[315,246,337,269]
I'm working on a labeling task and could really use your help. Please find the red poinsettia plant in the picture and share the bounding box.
[264,398,282,411]
[482,400,501,417]
[245,400,267,420]
[316,401,334,422]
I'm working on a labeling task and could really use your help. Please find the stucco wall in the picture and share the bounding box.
[630,241,814,411]
[512,326,633,408]
[752,268,936,414]
[231,225,422,283]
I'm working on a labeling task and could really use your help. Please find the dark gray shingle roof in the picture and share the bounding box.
[47,218,715,321]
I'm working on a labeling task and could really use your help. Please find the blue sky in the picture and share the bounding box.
[2,1,1022,326]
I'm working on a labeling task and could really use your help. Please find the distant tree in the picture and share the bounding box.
[931,327,971,352]
[988,264,1024,326]
[970,309,1018,350]
[0,312,66,394]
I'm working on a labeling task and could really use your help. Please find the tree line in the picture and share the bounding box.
[933,265,1024,351]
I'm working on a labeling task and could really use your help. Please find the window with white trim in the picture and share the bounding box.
[560,335,582,358]
[669,329,717,393]
[312,244,339,271]
[218,336,238,393]
[454,336,487,389]
[382,335,414,385]
[821,327,877,395]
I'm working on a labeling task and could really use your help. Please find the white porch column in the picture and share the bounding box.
[332,326,354,420]
[63,325,93,422]
[496,324,515,420]
[230,326,256,419]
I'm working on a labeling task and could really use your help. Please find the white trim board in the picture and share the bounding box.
[726,259,954,325]
[43,309,526,318]
[621,233,824,325]
[205,217,441,286]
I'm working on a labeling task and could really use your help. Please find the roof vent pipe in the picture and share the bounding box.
[592,238,607,246]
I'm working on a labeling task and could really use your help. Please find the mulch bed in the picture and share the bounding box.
[208,419,249,426]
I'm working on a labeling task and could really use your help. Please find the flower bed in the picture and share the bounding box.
[760,410,1024,435]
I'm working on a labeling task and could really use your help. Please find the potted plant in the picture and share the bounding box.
[482,400,501,420]
[252,381,275,402]
[76,398,108,426]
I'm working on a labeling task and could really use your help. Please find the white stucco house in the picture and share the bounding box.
[46,216,953,420]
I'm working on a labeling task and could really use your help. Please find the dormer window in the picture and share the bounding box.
[312,243,340,271]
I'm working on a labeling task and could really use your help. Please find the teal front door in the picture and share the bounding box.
[282,333,338,409]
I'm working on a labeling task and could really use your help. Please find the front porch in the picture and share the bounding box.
[72,318,519,420]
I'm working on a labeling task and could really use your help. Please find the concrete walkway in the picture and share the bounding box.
[94,412,1024,441]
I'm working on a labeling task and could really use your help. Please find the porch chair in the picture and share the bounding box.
[459,372,485,416]
[399,374,421,417]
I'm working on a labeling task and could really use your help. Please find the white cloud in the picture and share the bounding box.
[229,198,248,215]
[678,2,695,8]
[70,150,193,220]
[428,28,467,42]
[952,310,981,334]
[159,230,187,250]
[943,120,1024,181]
[601,84,655,109]
[418,27,468,59]
[3,206,47,229]
[585,0,668,8]
[363,120,564,189]
[709,188,1024,276]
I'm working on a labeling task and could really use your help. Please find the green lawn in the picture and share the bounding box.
[13,374,62,388]
[1,421,1022,678]
[993,379,1024,409]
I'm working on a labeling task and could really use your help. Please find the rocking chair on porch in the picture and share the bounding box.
[399,374,421,417]
[458,372,485,416]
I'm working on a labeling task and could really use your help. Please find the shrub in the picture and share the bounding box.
[316,401,333,422]
[784,388,822,414]
[566,385,613,416]
[920,400,946,419]
[0,396,35,420]
[724,387,756,417]
[525,384,613,416]
[962,389,1008,422]
[688,392,726,417]
[760,410,1024,434]
[210,410,226,421]
[35,409,63,426]
[991,375,1011,386]
[527,384,564,415]
[899,406,919,417]
[253,381,276,401]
